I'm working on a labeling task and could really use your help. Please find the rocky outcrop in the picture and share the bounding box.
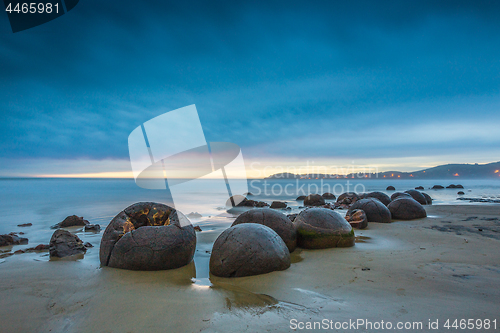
[49,230,86,258]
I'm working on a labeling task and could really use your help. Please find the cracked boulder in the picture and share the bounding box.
[388,197,427,220]
[232,208,297,252]
[348,198,392,223]
[99,202,196,271]
[345,209,368,229]
[209,223,290,277]
[293,208,355,249]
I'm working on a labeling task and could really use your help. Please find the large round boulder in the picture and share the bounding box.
[421,192,433,205]
[404,190,427,205]
[391,192,412,201]
[304,194,325,206]
[209,223,290,277]
[364,192,391,206]
[322,193,336,199]
[232,208,297,252]
[345,209,368,229]
[293,208,355,249]
[348,198,391,223]
[388,197,427,220]
[100,202,196,271]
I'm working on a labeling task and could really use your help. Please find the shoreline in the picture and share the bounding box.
[0,204,499,332]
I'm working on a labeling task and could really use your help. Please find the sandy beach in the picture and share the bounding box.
[0,204,498,332]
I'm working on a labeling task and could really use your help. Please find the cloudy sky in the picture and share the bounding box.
[1,0,500,178]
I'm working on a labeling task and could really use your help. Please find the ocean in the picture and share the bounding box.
[0,177,499,277]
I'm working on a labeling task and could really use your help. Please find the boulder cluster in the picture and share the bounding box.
[209,207,354,277]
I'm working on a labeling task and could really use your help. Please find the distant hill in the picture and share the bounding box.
[265,161,500,179]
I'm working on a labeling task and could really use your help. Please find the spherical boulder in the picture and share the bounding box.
[404,190,427,205]
[293,208,354,249]
[336,192,360,204]
[386,186,396,191]
[209,223,290,277]
[421,192,433,205]
[364,192,391,206]
[232,208,297,252]
[457,191,465,195]
[345,209,368,229]
[348,198,391,223]
[270,201,287,209]
[388,197,427,220]
[432,185,444,190]
[296,195,306,201]
[391,192,412,201]
[100,202,196,271]
[322,193,336,199]
[304,194,325,206]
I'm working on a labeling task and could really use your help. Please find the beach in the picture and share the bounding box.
[1,202,499,333]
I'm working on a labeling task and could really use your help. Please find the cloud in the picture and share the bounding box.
[1,0,500,175]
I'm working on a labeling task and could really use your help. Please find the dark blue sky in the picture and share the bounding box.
[1,0,500,176]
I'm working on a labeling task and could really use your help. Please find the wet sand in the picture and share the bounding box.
[0,205,499,332]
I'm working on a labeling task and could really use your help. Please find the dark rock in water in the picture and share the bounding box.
[386,186,396,191]
[348,198,391,223]
[49,230,86,258]
[193,226,202,232]
[52,215,90,229]
[84,242,93,248]
[84,224,101,232]
[388,197,427,220]
[458,191,465,195]
[232,208,297,252]
[456,184,464,189]
[364,192,391,206]
[244,192,254,196]
[187,212,203,218]
[296,195,306,201]
[421,192,433,205]
[270,201,287,209]
[209,223,290,277]
[322,193,336,199]
[17,223,32,227]
[255,201,269,207]
[293,208,355,249]
[391,192,412,201]
[287,213,298,222]
[345,209,368,229]
[100,202,196,271]
[32,244,50,251]
[415,186,424,190]
[336,193,360,204]
[404,190,427,205]
[0,233,28,247]
[432,185,444,190]
[447,184,457,189]
[14,249,24,254]
[304,194,325,206]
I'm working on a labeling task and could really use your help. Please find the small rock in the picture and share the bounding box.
[270,201,287,209]
[432,185,444,190]
[386,186,396,191]
[17,223,32,227]
[14,249,25,254]
[296,196,306,201]
[84,224,101,232]
[84,242,93,248]
[415,186,424,190]
[457,191,465,195]
[187,212,203,218]
[0,233,28,247]
[345,209,368,229]
[194,226,202,232]
[33,244,50,251]
[49,229,87,258]
[304,194,326,206]
[322,193,336,199]
[51,215,90,229]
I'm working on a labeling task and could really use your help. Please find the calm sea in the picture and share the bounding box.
[0,178,499,251]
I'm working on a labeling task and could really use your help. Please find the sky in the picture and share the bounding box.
[1,0,500,178]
